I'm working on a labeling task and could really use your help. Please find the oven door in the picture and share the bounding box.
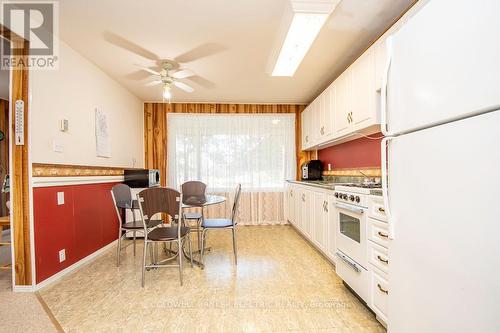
[335,202,367,268]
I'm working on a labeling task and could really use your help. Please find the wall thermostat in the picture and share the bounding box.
[60,119,69,132]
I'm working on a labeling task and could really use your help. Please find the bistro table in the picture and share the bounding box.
[181,194,226,267]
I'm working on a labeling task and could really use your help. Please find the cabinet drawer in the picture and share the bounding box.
[368,240,389,274]
[336,252,369,301]
[368,217,389,248]
[368,196,387,222]
[370,268,389,323]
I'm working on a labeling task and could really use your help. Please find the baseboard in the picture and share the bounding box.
[34,240,117,291]
[13,285,35,292]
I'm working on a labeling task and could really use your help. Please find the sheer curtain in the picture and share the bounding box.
[167,113,296,225]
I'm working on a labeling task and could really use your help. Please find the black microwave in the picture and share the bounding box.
[124,169,160,188]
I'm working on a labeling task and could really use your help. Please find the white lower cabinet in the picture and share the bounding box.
[370,265,389,323]
[285,182,336,264]
[367,195,389,326]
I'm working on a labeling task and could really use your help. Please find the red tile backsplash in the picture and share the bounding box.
[318,133,383,169]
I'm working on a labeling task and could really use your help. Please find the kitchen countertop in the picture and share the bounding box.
[286,180,382,196]
[286,180,337,190]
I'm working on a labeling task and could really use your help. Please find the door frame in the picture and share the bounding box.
[0,25,32,286]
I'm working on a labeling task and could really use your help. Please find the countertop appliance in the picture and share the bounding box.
[301,160,323,180]
[381,0,500,331]
[124,169,160,188]
[334,185,370,301]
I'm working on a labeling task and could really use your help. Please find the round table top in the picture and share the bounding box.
[182,194,226,208]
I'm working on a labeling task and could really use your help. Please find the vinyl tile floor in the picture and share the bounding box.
[39,225,385,333]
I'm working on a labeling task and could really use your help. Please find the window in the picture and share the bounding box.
[167,113,296,192]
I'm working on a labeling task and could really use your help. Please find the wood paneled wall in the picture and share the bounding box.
[0,99,9,217]
[10,38,31,285]
[143,103,310,186]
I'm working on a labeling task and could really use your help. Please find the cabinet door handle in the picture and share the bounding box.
[377,284,389,295]
[378,207,385,213]
[377,255,389,264]
[305,135,309,142]
[302,194,305,202]
[290,190,293,197]
[378,231,389,238]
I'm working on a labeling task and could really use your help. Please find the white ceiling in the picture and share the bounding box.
[59,0,414,104]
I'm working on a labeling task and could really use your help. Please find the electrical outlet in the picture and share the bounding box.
[57,192,64,205]
[59,249,66,262]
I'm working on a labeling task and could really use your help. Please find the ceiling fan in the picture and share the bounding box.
[142,61,195,101]
[103,31,226,101]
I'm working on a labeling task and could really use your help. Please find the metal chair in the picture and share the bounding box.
[181,181,207,250]
[136,187,193,287]
[111,184,161,266]
[200,184,241,268]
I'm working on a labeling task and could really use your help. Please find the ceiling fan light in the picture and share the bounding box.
[162,85,172,101]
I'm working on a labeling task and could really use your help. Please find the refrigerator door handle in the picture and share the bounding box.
[381,36,393,137]
[381,136,395,239]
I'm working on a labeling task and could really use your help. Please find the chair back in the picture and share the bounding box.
[230,184,242,225]
[181,181,207,206]
[111,184,133,225]
[111,184,133,208]
[136,187,182,237]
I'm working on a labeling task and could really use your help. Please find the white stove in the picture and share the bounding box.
[333,183,380,301]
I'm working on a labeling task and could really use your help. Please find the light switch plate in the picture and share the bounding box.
[57,192,64,205]
[59,249,66,262]
[53,140,64,153]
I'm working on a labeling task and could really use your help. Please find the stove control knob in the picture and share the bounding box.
[355,196,360,203]
[349,195,355,201]
[334,193,339,198]
[342,194,348,200]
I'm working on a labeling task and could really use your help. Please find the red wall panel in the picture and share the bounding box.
[318,133,383,169]
[33,182,120,283]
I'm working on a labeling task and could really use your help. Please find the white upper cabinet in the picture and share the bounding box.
[351,47,377,130]
[319,85,335,140]
[301,107,311,150]
[374,39,387,92]
[334,71,351,136]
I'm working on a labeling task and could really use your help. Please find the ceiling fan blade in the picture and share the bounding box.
[174,81,194,93]
[145,80,162,87]
[172,69,195,79]
[103,31,160,61]
[141,67,160,76]
[186,76,216,89]
[174,43,227,63]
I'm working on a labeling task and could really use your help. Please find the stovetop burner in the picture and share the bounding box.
[341,183,382,189]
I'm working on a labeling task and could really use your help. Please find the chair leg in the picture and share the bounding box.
[196,219,202,252]
[133,231,137,256]
[117,226,122,267]
[200,229,208,268]
[142,241,148,288]
[188,234,194,268]
[232,228,238,265]
[178,238,183,286]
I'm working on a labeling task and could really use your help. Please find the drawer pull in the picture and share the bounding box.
[378,207,386,213]
[377,283,389,294]
[377,255,389,264]
[378,231,389,238]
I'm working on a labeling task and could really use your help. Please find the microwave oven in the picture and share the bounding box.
[124,169,160,188]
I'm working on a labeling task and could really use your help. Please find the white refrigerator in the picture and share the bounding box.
[381,0,500,332]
